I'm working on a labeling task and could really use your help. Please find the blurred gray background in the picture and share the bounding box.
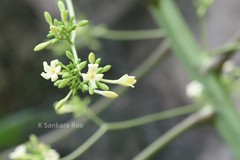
[0,0,239,159]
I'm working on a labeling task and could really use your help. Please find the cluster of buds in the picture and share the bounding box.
[9,135,59,160]
[34,1,137,113]
[34,1,88,52]
[41,52,136,110]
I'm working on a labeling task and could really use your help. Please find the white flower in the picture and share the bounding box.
[223,60,235,74]
[94,90,118,98]
[116,74,136,88]
[101,74,137,88]
[186,81,204,98]
[82,64,103,89]
[9,144,27,159]
[43,149,60,160]
[41,59,61,82]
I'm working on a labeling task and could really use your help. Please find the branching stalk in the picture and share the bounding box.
[94,28,165,40]
[133,106,215,160]
[60,126,108,160]
[66,0,78,62]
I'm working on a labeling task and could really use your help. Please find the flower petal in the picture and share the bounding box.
[55,66,61,73]
[41,72,51,80]
[50,59,59,67]
[95,74,103,81]
[89,79,97,89]
[88,64,98,74]
[43,61,51,72]
[82,73,90,81]
[51,74,58,82]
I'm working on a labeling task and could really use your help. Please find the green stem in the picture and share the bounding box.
[65,0,78,62]
[199,16,208,48]
[210,40,240,56]
[86,109,105,126]
[149,0,240,159]
[133,106,215,160]
[107,105,198,130]
[60,126,108,160]
[94,28,165,40]
[62,105,198,159]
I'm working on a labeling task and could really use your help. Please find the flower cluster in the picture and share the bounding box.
[34,1,88,52]
[34,1,137,112]
[9,135,59,160]
[41,52,136,110]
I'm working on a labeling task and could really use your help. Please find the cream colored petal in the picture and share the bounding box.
[95,74,103,81]
[41,72,51,80]
[51,74,58,82]
[88,64,98,74]
[82,73,90,81]
[43,61,51,72]
[50,59,59,67]
[89,79,97,89]
[55,66,61,73]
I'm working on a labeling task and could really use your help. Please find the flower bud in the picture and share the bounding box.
[44,11,52,25]
[88,52,95,64]
[34,41,51,52]
[94,90,118,98]
[77,20,89,26]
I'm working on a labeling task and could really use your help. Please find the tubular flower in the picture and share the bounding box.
[94,90,118,98]
[116,74,136,88]
[41,59,61,82]
[101,74,137,88]
[82,64,103,89]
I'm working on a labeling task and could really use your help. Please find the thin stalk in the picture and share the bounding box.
[60,126,108,160]
[149,0,240,159]
[61,105,198,159]
[86,109,105,126]
[210,40,240,56]
[107,105,198,130]
[199,17,208,48]
[94,28,165,40]
[65,0,78,62]
[133,107,215,160]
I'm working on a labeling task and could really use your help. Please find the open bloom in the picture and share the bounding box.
[94,90,118,98]
[82,64,103,89]
[101,74,137,88]
[186,81,204,98]
[41,59,61,82]
[9,145,27,159]
[117,74,136,88]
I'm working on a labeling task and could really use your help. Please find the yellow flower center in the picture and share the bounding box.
[51,69,56,74]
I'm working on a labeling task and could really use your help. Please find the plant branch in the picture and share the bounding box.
[132,106,215,160]
[94,28,165,40]
[60,126,108,160]
[65,0,78,62]
[106,105,198,130]
[149,0,240,159]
